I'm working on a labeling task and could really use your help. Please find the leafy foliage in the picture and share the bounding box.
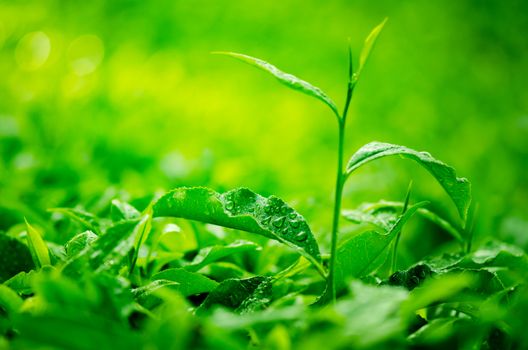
[0,18,526,350]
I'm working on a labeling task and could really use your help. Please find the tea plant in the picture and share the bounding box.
[0,20,527,350]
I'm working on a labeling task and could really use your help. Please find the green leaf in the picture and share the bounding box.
[334,201,427,291]
[3,270,37,295]
[13,311,141,350]
[131,279,180,307]
[334,281,409,348]
[49,207,102,234]
[62,219,140,276]
[214,52,339,118]
[64,230,98,258]
[152,187,323,271]
[129,212,153,273]
[402,272,476,316]
[152,268,219,296]
[343,200,464,243]
[355,18,388,80]
[197,276,272,315]
[110,199,140,222]
[0,234,34,283]
[185,240,260,272]
[345,142,471,222]
[0,285,23,315]
[24,219,51,268]
[408,317,459,345]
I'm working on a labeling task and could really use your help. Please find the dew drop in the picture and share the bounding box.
[225,201,234,211]
[264,205,272,214]
[272,217,285,229]
[290,220,301,229]
[281,227,291,236]
[280,206,288,215]
[288,213,297,220]
[261,216,271,226]
[295,231,308,242]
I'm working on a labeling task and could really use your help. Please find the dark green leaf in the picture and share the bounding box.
[197,276,272,315]
[214,52,339,118]
[345,142,471,221]
[152,187,322,271]
[0,234,34,283]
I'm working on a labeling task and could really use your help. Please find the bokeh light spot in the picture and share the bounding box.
[14,31,51,70]
[67,34,104,76]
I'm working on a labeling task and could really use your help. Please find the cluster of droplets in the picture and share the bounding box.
[223,191,245,216]
[259,197,308,243]
[221,190,317,257]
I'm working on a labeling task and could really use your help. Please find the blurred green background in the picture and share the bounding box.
[1,0,527,258]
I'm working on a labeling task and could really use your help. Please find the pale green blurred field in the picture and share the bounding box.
[1,0,527,257]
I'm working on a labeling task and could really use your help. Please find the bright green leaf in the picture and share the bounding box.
[185,240,259,272]
[152,268,218,296]
[343,200,464,243]
[334,201,427,291]
[110,200,140,222]
[24,219,51,268]
[49,207,103,234]
[129,211,153,273]
[64,231,98,258]
[356,18,388,80]
[0,285,23,315]
[62,219,140,276]
[214,52,339,118]
[152,187,323,272]
[345,142,471,222]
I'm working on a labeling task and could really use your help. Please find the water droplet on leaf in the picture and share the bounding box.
[272,217,285,229]
[290,220,301,229]
[295,231,307,242]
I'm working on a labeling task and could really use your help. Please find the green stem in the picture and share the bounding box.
[465,203,479,254]
[327,81,355,303]
[390,181,413,274]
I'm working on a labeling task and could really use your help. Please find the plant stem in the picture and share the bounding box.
[327,80,355,303]
[390,181,413,274]
[465,203,479,254]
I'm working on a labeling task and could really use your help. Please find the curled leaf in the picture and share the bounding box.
[345,142,471,222]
